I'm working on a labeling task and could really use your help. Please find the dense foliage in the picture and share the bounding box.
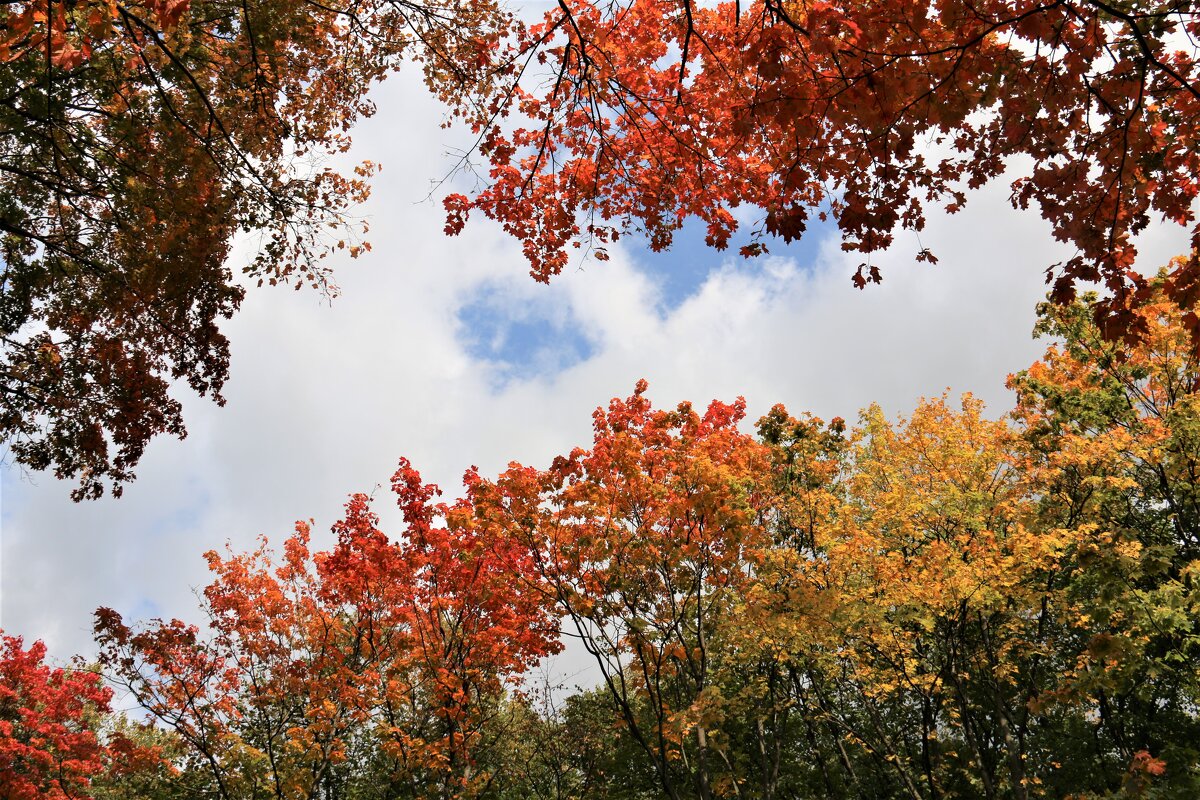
[5,3,1199,799]
[0,634,160,799]
[4,285,1196,798]
[0,0,509,499]
[441,0,1200,346]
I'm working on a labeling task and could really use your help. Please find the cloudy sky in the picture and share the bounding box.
[0,49,1191,683]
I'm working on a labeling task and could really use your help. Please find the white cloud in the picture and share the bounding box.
[0,64,1191,676]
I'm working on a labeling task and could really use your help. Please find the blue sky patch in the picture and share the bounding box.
[456,214,837,383]
[129,595,162,620]
[458,285,596,384]
[625,215,836,309]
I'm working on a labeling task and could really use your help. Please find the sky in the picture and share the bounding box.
[0,53,1192,690]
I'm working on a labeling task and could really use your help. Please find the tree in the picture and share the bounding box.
[94,465,560,799]
[0,0,513,499]
[470,381,780,800]
[437,0,1200,344]
[1008,272,1200,796]
[0,633,159,799]
[753,396,1088,799]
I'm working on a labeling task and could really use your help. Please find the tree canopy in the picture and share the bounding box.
[0,287,1185,798]
[440,0,1200,340]
[0,0,509,499]
[3,0,1200,498]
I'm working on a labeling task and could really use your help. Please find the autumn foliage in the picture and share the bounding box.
[6,0,1200,797]
[471,384,776,800]
[438,0,1200,343]
[23,287,1185,797]
[4,0,1199,499]
[0,0,511,498]
[0,634,161,799]
[93,461,561,799]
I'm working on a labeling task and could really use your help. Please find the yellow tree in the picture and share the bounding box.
[1010,272,1200,794]
[744,396,1083,799]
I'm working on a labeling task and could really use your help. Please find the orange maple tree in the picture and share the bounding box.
[438,0,1200,342]
[469,381,778,800]
[94,461,560,798]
